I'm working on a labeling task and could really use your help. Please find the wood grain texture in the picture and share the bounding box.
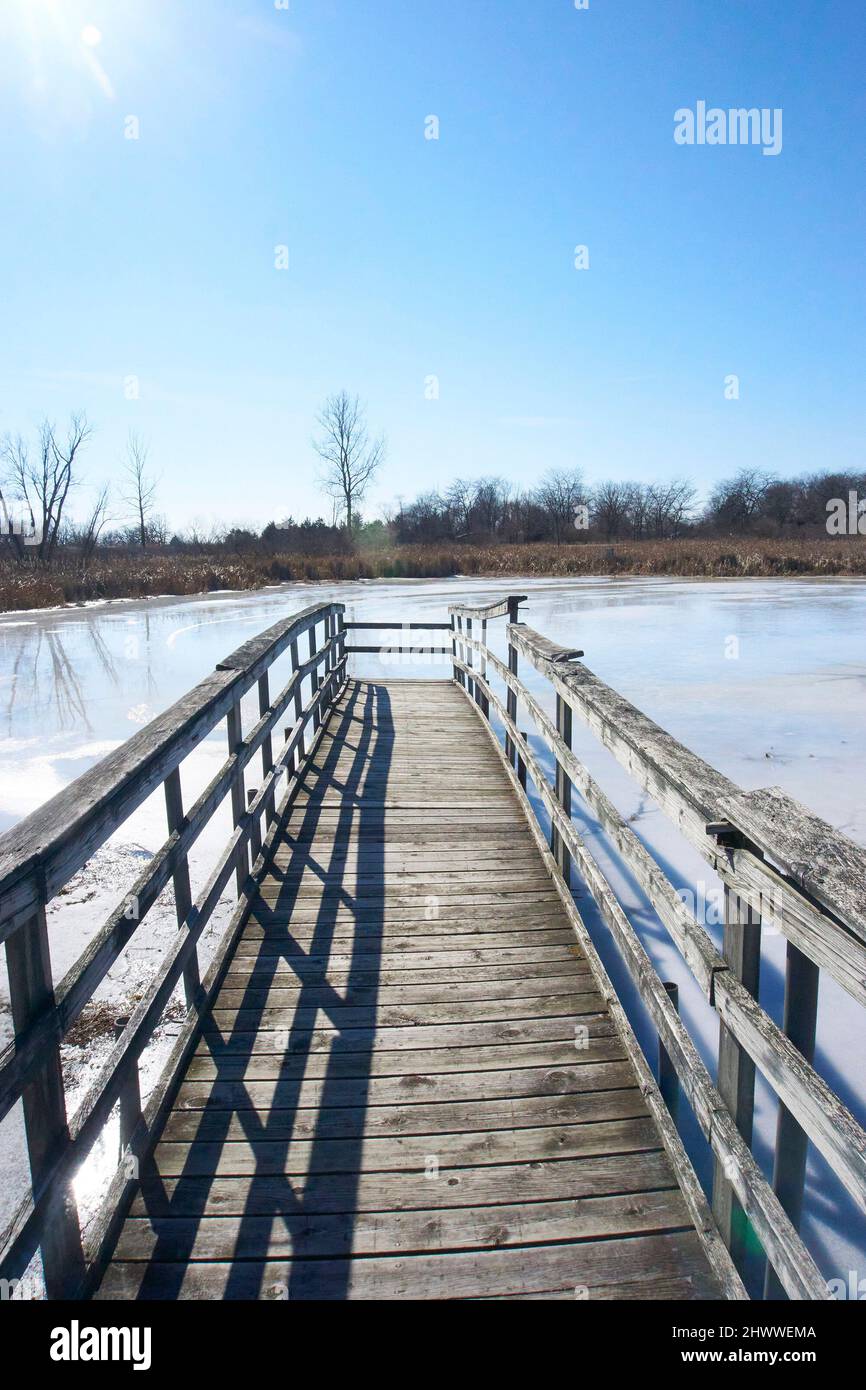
[97,679,723,1302]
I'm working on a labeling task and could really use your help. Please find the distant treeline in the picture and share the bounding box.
[389,467,866,546]
[129,466,866,559]
[1,412,863,572]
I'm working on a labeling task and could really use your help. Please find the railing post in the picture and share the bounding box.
[712,886,762,1268]
[324,613,334,679]
[290,636,304,770]
[466,617,475,701]
[258,671,276,830]
[337,611,347,686]
[505,601,520,767]
[450,615,458,683]
[551,694,573,887]
[659,982,680,1122]
[518,732,529,790]
[163,767,199,1007]
[247,788,262,864]
[309,623,321,732]
[764,944,820,1300]
[480,618,490,717]
[113,1016,142,1164]
[226,700,248,894]
[5,911,85,1297]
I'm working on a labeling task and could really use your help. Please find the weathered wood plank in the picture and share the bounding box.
[127,1149,675,1218]
[195,1013,613,1055]
[172,1062,639,1112]
[96,1230,718,1300]
[185,1035,626,1082]
[112,1187,685,1262]
[161,1087,648,1142]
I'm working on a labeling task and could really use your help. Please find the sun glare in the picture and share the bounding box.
[6,1,116,105]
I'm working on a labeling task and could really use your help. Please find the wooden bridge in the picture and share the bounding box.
[0,595,864,1300]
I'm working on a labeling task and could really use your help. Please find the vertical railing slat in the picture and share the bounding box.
[163,767,199,1006]
[764,944,820,1300]
[505,603,520,768]
[309,623,321,732]
[258,672,276,830]
[226,701,248,893]
[5,911,85,1297]
[290,636,304,774]
[480,618,490,717]
[713,887,762,1268]
[551,694,573,887]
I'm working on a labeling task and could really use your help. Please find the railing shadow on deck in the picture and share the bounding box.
[129,681,393,1300]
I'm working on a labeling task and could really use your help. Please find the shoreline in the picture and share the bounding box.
[1,558,866,619]
[2,565,866,623]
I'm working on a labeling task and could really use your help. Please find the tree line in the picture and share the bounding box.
[391,466,866,545]
[1,395,863,572]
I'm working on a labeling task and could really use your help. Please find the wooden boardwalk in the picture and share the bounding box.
[97,679,721,1300]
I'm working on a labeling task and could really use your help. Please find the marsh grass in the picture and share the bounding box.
[2,537,865,611]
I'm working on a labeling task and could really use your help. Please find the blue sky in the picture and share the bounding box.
[0,0,863,530]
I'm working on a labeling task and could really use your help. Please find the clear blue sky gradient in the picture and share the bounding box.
[0,0,863,529]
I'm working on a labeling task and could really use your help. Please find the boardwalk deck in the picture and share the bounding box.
[96,680,722,1300]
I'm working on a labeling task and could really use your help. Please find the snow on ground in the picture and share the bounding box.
[1,575,864,1295]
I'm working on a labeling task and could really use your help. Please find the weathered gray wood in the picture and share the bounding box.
[128,1150,676,1218]
[77,692,342,1292]
[0,603,347,1296]
[552,693,573,885]
[453,630,727,996]
[112,1187,684,1262]
[225,701,248,894]
[257,671,276,830]
[478,627,866,1287]
[173,1061,636,1118]
[96,1230,719,1301]
[659,982,680,1123]
[713,888,761,1268]
[4,910,85,1296]
[766,944,821,1301]
[453,667,823,1299]
[0,649,342,1127]
[164,767,198,1007]
[448,594,527,621]
[509,622,866,1006]
[721,786,866,945]
[346,646,453,655]
[0,603,341,935]
[185,1034,626,1083]
[94,676,727,1302]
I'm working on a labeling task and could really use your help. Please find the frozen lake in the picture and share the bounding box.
[1,574,864,1295]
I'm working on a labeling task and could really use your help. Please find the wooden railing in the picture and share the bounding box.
[3,589,864,1301]
[448,594,866,1301]
[0,602,348,1298]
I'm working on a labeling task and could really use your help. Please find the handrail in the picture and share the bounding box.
[447,593,527,620]
[450,617,866,1300]
[508,624,866,1006]
[0,602,344,937]
[0,601,347,1297]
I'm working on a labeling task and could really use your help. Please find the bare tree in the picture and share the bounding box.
[705,468,775,533]
[536,468,586,543]
[122,431,158,549]
[1,414,92,565]
[313,391,385,533]
[591,480,633,539]
[74,485,112,567]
